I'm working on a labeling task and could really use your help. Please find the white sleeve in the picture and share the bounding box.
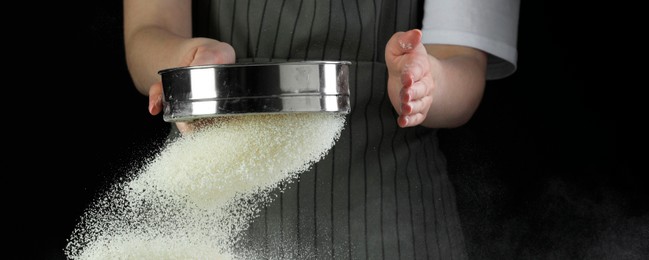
[421,0,520,80]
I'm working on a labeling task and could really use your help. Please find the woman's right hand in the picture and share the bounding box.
[147,38,236,133]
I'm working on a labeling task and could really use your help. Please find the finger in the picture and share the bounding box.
[401,59,427,87]
[176,122,193,133]
[189,42,236,66]
[400,79,432,103]
[401,69,414,89]
[148,82,164,115]
[401,95,432,116]
[398,113,426,128]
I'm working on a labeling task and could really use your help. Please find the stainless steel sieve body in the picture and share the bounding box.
[158,61,351,122]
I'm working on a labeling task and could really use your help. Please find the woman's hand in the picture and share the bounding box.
[147,38,236,133]
[385,29,488,128]
[385,29,435,128]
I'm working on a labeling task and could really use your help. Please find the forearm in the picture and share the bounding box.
[123,0,192,95]
[421,45,487,128]
[124,28,193,95]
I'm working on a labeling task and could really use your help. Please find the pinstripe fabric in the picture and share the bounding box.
[192,1,467,259]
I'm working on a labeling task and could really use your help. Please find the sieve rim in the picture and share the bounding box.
[158,60,353,75]
[159,60,352,122]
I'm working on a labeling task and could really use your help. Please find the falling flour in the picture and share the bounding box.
[65,112,346,259]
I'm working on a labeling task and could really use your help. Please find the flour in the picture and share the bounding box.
[65,112,346,259]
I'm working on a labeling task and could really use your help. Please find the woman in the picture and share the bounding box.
[123,0,519,258]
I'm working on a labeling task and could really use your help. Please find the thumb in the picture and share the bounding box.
[189,42,236,66]
[148,81,164,115]
[386,29,423,58]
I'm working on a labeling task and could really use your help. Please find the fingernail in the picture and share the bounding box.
[401,70,414,87]
[399,116,408,127]
[401,103,410,113]
[402,93,410,103]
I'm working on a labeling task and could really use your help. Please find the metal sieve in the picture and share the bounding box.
[158,61,351,122]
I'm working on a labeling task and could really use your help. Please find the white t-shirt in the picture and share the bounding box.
[422,0,520,79]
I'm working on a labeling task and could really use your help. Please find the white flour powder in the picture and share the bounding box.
[65,112,346,259]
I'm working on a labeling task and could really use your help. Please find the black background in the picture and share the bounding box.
[27,1,643,259]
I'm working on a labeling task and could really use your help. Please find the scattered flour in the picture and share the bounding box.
[65,112,346,259]
[399,40,413,50]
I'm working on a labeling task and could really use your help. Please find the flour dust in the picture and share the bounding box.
[64,112,346,259]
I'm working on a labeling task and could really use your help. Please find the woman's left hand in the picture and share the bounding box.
[385,29,435,128]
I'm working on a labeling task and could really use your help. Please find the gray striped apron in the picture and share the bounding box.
[189,1,467,259]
